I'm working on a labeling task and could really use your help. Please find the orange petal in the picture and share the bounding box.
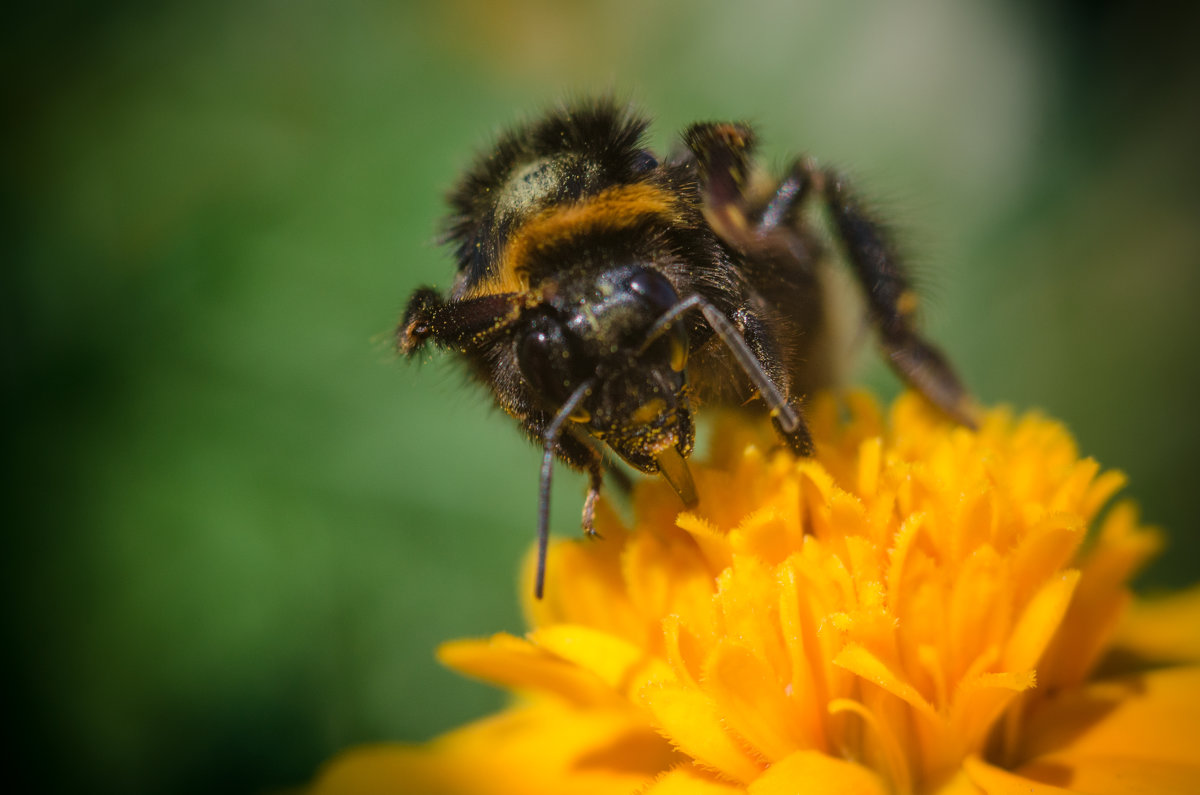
[676,512,733,572]
[1017,666,1200,766]
[642,764,745,794]
[1003,570,1080,672]
[1080,468,1127,520]
[1112,585,1200,666]
[438,634,621,707]
[951,669,1037,757]
[833,643,939,724]
[640,682,763,784]
[827,698,912,794]
[521,520,643,637]
[747,750,888,795]
[530,623,674,698]
[712,557,789,680]
[623,527,715,620]
[312,701,675,795]
[962,755,1075,794]
[1018,755,1200,795]
[731,508,791,566]
[704,641,801,761]
[1008,514,1084,607]
[856,436,883,499]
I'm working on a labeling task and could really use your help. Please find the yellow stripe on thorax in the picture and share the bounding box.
[467,183,680,298]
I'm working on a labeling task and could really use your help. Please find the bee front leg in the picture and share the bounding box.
[580,454,604,540]
[550,427,607,540]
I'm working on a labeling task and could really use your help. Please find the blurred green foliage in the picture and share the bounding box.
[4,1,1198,792]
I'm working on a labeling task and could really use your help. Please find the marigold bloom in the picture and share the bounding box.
[315,393,1200,794]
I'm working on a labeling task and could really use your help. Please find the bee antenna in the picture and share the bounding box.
[535,378,596,599]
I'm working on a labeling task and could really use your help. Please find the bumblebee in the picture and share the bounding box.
[399,100,973,597]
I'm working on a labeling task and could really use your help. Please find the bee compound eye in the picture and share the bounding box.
[517,315,581,407]
[626,268,679,314]
[630,149,658,174]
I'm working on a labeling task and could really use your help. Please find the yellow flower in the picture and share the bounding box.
[314,393,1200,794]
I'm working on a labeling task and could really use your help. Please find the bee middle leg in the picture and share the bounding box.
[682,124,816,454]
[643,289,814,457]
[733,304,814,457]
[557,429,606,540]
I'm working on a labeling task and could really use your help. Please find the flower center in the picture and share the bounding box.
[514,393,1160,793]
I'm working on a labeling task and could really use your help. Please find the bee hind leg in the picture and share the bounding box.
[815,169,977,427]
[687,123,975,429]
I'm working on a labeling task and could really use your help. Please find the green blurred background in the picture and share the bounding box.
[4,0,1198,792]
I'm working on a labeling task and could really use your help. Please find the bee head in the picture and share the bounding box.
[516,265,696,486]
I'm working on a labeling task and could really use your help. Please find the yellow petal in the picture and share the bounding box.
[312,701,675,795]
[747,750,888,795]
